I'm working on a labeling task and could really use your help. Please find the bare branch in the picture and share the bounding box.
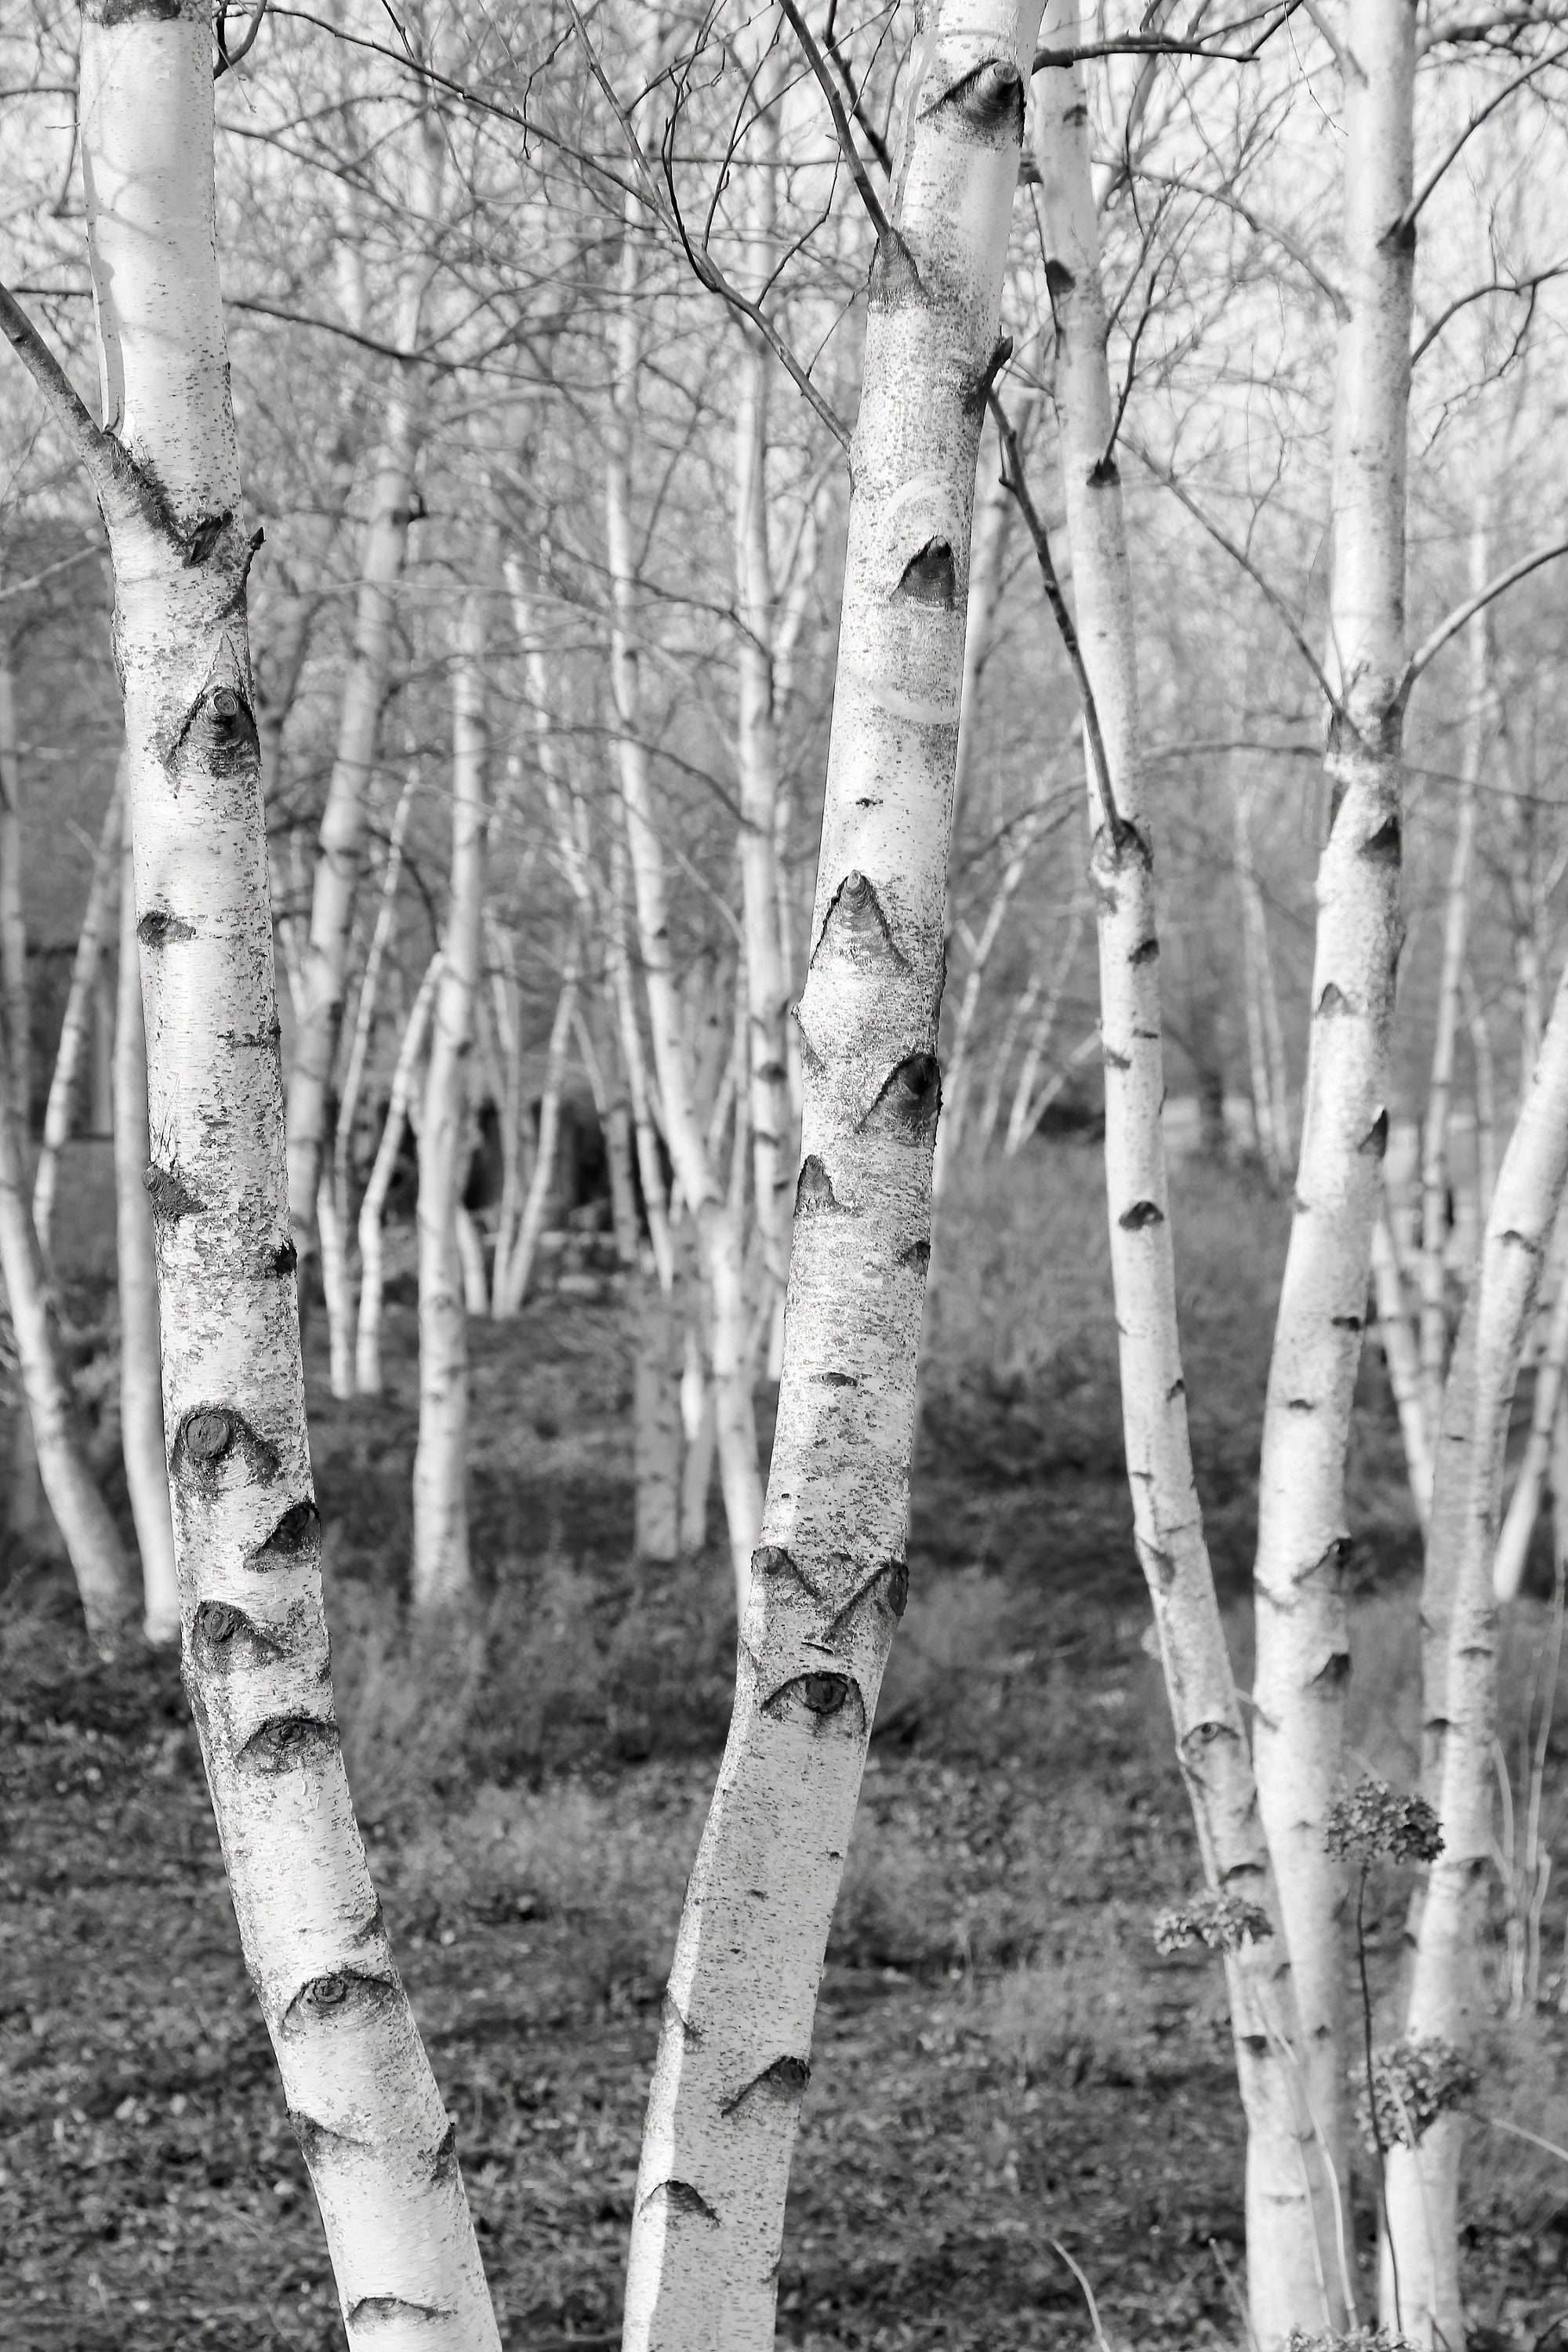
[822,0,893,175]
[1394,40,1568,235]
[1136,168,1347,314]
[214,0,268,79]
[1399,536,1568,706]
[1411,261,1568,365]
[1124,432,1344,718]
[0,280,130,514]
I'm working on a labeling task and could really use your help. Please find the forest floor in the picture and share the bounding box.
[5,1149,1568,2349]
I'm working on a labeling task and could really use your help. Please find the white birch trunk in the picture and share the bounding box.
[495,949,578,1317]
[355,952,440,1397]
[1232,769,1286,1183]
[0,1007,134,1645]
[1003,895,1087,1155]
[1371,1210,1432,1530]
[932,814,1036,1192]
[285,125,442,1264]
[1250,0,1414,2239]
[606,216,762,1614]
[622,8,1042,2338]
[412,583,487,1610]
[114,825,177,1643]
[33,771,123,1265]
[1384,956,1568,2343]
[1034,16,1338,2336]
[634,1254,683,1563]
[0,625,27,1129]
[680,1312,717,1556]
[66,13,499,2335]
[1494,1221,1568,1599]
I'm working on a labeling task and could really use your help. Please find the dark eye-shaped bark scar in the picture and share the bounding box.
[639,2179,719,2225]
[1357,1109,1389,1159]
[346,2297,456,2330]
[191,1599,285,1673]
[182,509,234,568]
[239,1712,339,1774]
[826,1559,909,1638]
[1317,981,1351,1018]
[270,1239,298,1277]
[172,1405,281,1489]
[145,1163,205,1221]
[859,1052,941,1143]
[289,2110,372,2165]
[136,906,196,947]
[250,1497,321,1567]
[280,1969,397,2037]
[720,2053,811,2118]
[1360,815,1401,863]
[1118,1200,1163,1231]
[868,226,925,311]
[753,1544,825,1603]
[930,56,1025,144]
[763,1671,865,1735]
[814,869,907,969]
[895,541,956,608]
[795,1156,847,1220]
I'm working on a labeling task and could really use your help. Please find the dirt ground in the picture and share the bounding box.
[3,1152,1567,2349]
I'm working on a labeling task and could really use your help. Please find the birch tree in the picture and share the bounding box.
[0,9,499,2333]
[622,0,1045,2335]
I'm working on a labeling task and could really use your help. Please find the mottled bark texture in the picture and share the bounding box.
[620,4,1042,2341]
[64,10,499,2339]
[1250,0,1414,2247]
[34,770,122,1264]
[1385,956,1568,2343]
[1033,13,1338,2338]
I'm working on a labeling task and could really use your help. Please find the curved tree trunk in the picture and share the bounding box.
[0,622,28,1130]
[33,770,123,1266]
[412,582,488,1610]
[1033,15,1339,2337]
[114,824,177,1643]
[284,121,442,1270]
[1385,955,1568,2343]
[355,951,440,1397]
[495,946,579,1316]
[620,5,1042,2339]
[66,15,499,2336]
[1250,0,1414,2250]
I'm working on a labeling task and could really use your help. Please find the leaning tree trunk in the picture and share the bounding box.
[412,583,487,1611]
[606,209,762,1617]
[495,946,579,1316]
[284,122,442,1273]
[355,950,440,1397]
[1249,0,1414,2247]
[0,13,501,2338]
[1033,15,1339,2337]
[114,823,177,1643]
[1384,955,1568,2343]
[0,1010,134,1648]
[620,5,1044,2340]
[33,769,123,1267]
[0,618,28,1128]
[1494,1214,1568,1599]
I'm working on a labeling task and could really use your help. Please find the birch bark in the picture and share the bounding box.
[356,951,440,1396]
[1494,1221,1568,1599]
[606,214,762,1615]
[412,581,488,1610]
[33,770,123,1265]
[114,826,177,1642]
[1250,0,1414,2234]
[1033,13,1338,2335]
[622,5,1042,2339]
[284,117,443,1269]
[1385,956,1568,2343]
[58,14,499,2333]
[495,948,579,1316]
[0,626,29,1125]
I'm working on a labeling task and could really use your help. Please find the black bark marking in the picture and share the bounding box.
[1167,1378,1185,1402]
[862,1052,941,1143]
[721,2053,811,2117]
[173,1406,281,1490]
[1287,1397,1316,1413]
[1118,1200,1163,1231]
[1312,1650,1352,1689]
[899,1236,931,1272]
[826,1558,908,1636]
[426,2121,459,2185]
[1179,1719,1240,1756]
[895,540,956,608]
[1358,1109,1389,1159]
[815,1370,858,1388]
[1501,1227,1542,1256]
[239,1713,339,1773]
[1102,1044,1131,1072]
[1130,936,1160,964]
[182,510,234,568]
[764,1671,863,1733]
[1089,453,1121,488]
[662,1991,702,2045]
[816,869,907,968]
[1360,815,1402,863]
[1317,982,1350,1018]
[145,1163,205,1220]
[753,1542,822,1602]
[1331,1313,1363,1332]
[136,906,195,946]
[252,1497,320,1565]
[641,2179,719,2224]
[868,227,924,310]
[281,1969,397,2037]
[936,56,1025,143]
[289,2110,369,2164]
[795,1156,844,1219]
[191,1599,283,1674]
[1044,256,1076,300]
[271,1240,298,1277]
[346,2299,453,2329]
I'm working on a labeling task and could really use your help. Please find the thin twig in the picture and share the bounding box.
[778,0,891,238]
[1399,536,1568,705]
